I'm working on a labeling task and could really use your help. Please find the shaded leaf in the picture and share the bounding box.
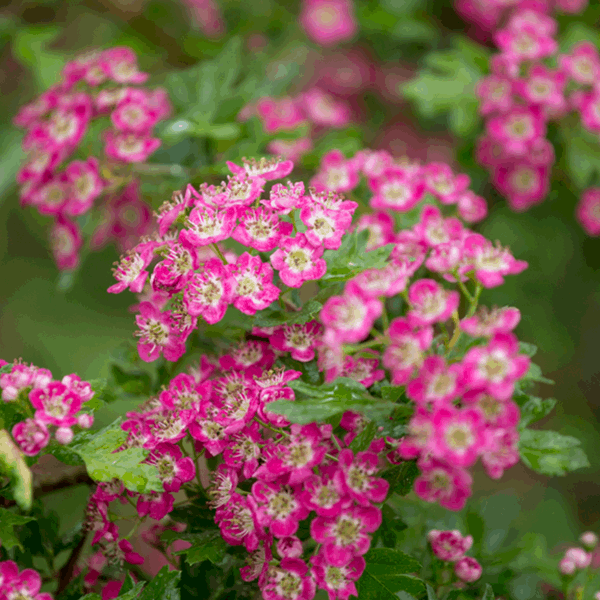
[515,395,557,429]
[138,566,180,600]
[322,229,395,283]
[519,429,589,476]
[172,531,228,566]
[0,430,32,511]
[357,548,424,600]
[0,507,34,551]
[252,300,322,328]
[381,460,420,496]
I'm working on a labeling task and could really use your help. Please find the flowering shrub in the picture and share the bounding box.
[1,149,590,600]
[2,3,599,600]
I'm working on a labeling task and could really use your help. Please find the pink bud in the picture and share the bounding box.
[78,413,94,429]
[454,557,482,583]
[55,426,74,445]
[559,558,577,575]
[580,532,598,549]
[564,548,592,569]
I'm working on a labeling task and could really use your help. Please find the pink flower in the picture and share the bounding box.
[494,24,557,63]
[369,166,425,212]
[414,457,473,511]
[216,493,263,552]
[256,97,307,134]
[230,253,280,315]
[233,207,293,252]
[431,407,485,468]
[63,158,104,216]
[423,163,471,205]
[396,407,435,460]
[341,352,385,388]
[460,306,521,337]
[462,332,530,400]
[268,138,313,162]
[104,130,161,163]
[300,0,357,46]
[311,505,381,567]
[134,302,186,362]
[136,491,174,521]
[454,557,482,582]
[261,559,316,600]
[461,234,528,288]
[321,292,382,344]
[346,262,408,299]
[382,318,433,385]
[457,191,488,223]
[264,181,307,215]
[227,157,294,181]
[300,204,352,250]
[480,427,521,480]
[355,212,396,251]
[11,419,50,456]
[277,536,304,559]
[493,163,549,211]
[476,76,514,115]
[270,321,323,362]
[50,216,82,271]
[407,356,464,406]
[311,150,360,194]
[414,205,464,248]
[407,279,459,327]
[300,468,351,517]
[311,553,365,600]
[183,258,234,324]
[148,442,195,492]
[576,188,600,236]
[564,547,592,569]
[251,481,309,538]
[428,529,473,562]
[108,251,151,294]
[270,233,327,288]
[179,206,237,247]
[487,107,546,157]
[29,382,82,426]
[335,449,389,506]
[516,65,567,116]
[559,41,600,86]
[302,87,352,128]
[1,363,52,401]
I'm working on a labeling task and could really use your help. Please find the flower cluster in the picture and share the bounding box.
[428,529,482,583]
[0,359,95,455]
[83,350,396,600]
[472,1,600,232]
[13,47,170,269]
[0,561,52,600]
[558,532,598,575]
[108,156,358,363]
[240,90,353,162]
[455,0,587,41]
[311,150,528,511]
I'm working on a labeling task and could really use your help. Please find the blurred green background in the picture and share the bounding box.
[0,0,599,590]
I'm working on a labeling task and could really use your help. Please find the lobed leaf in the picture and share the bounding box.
[0,507,35,551]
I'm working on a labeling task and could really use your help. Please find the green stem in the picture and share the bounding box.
[133,163,191,177]
[211,243,228,265]
[344,337,386,353]
[455,274,474,304]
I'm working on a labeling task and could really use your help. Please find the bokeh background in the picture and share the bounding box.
[1,0,599,595]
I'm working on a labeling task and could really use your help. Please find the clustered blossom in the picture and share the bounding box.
[314,149,529,511]
[469,0,600,234]
[299,0,357,47]
[0,561,52,600]
[0,359,95,455]
[558,533,597,576]
[428,529,482,583]
[14,47,171,269]
[108,157,358,364]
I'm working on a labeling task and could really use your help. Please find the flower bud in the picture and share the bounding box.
[564,548,592,569]
[55,426,74,445]
[78,413,94,429]
[454,557,482,583]
[559,558,577,575]
[579,532,598,549]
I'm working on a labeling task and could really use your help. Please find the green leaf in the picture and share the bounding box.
[561,122,600,189]
[85,378,115,410]
[381,460,420,496]
[172,530,228,565]
[137,566,180,600]
[120,573,141,597]
[378,504,408,548]
[119,582,146,600]
[267,378,396,425]
[0,507,34,551]
[357,548,424,600]
[0,430,32,511]
[349,421,377,453]
[518,342,538,358]
[12,26,66,91]
[111,365,153,396]
[252,300,322,328]
[519,429,590,476]
[481,583,495,600]
[522,363,554,386]
[426,584,438,600]
[515,395,557,428]
[322,229,395,283]
[71,421,162,493]
[403,37,489,137]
